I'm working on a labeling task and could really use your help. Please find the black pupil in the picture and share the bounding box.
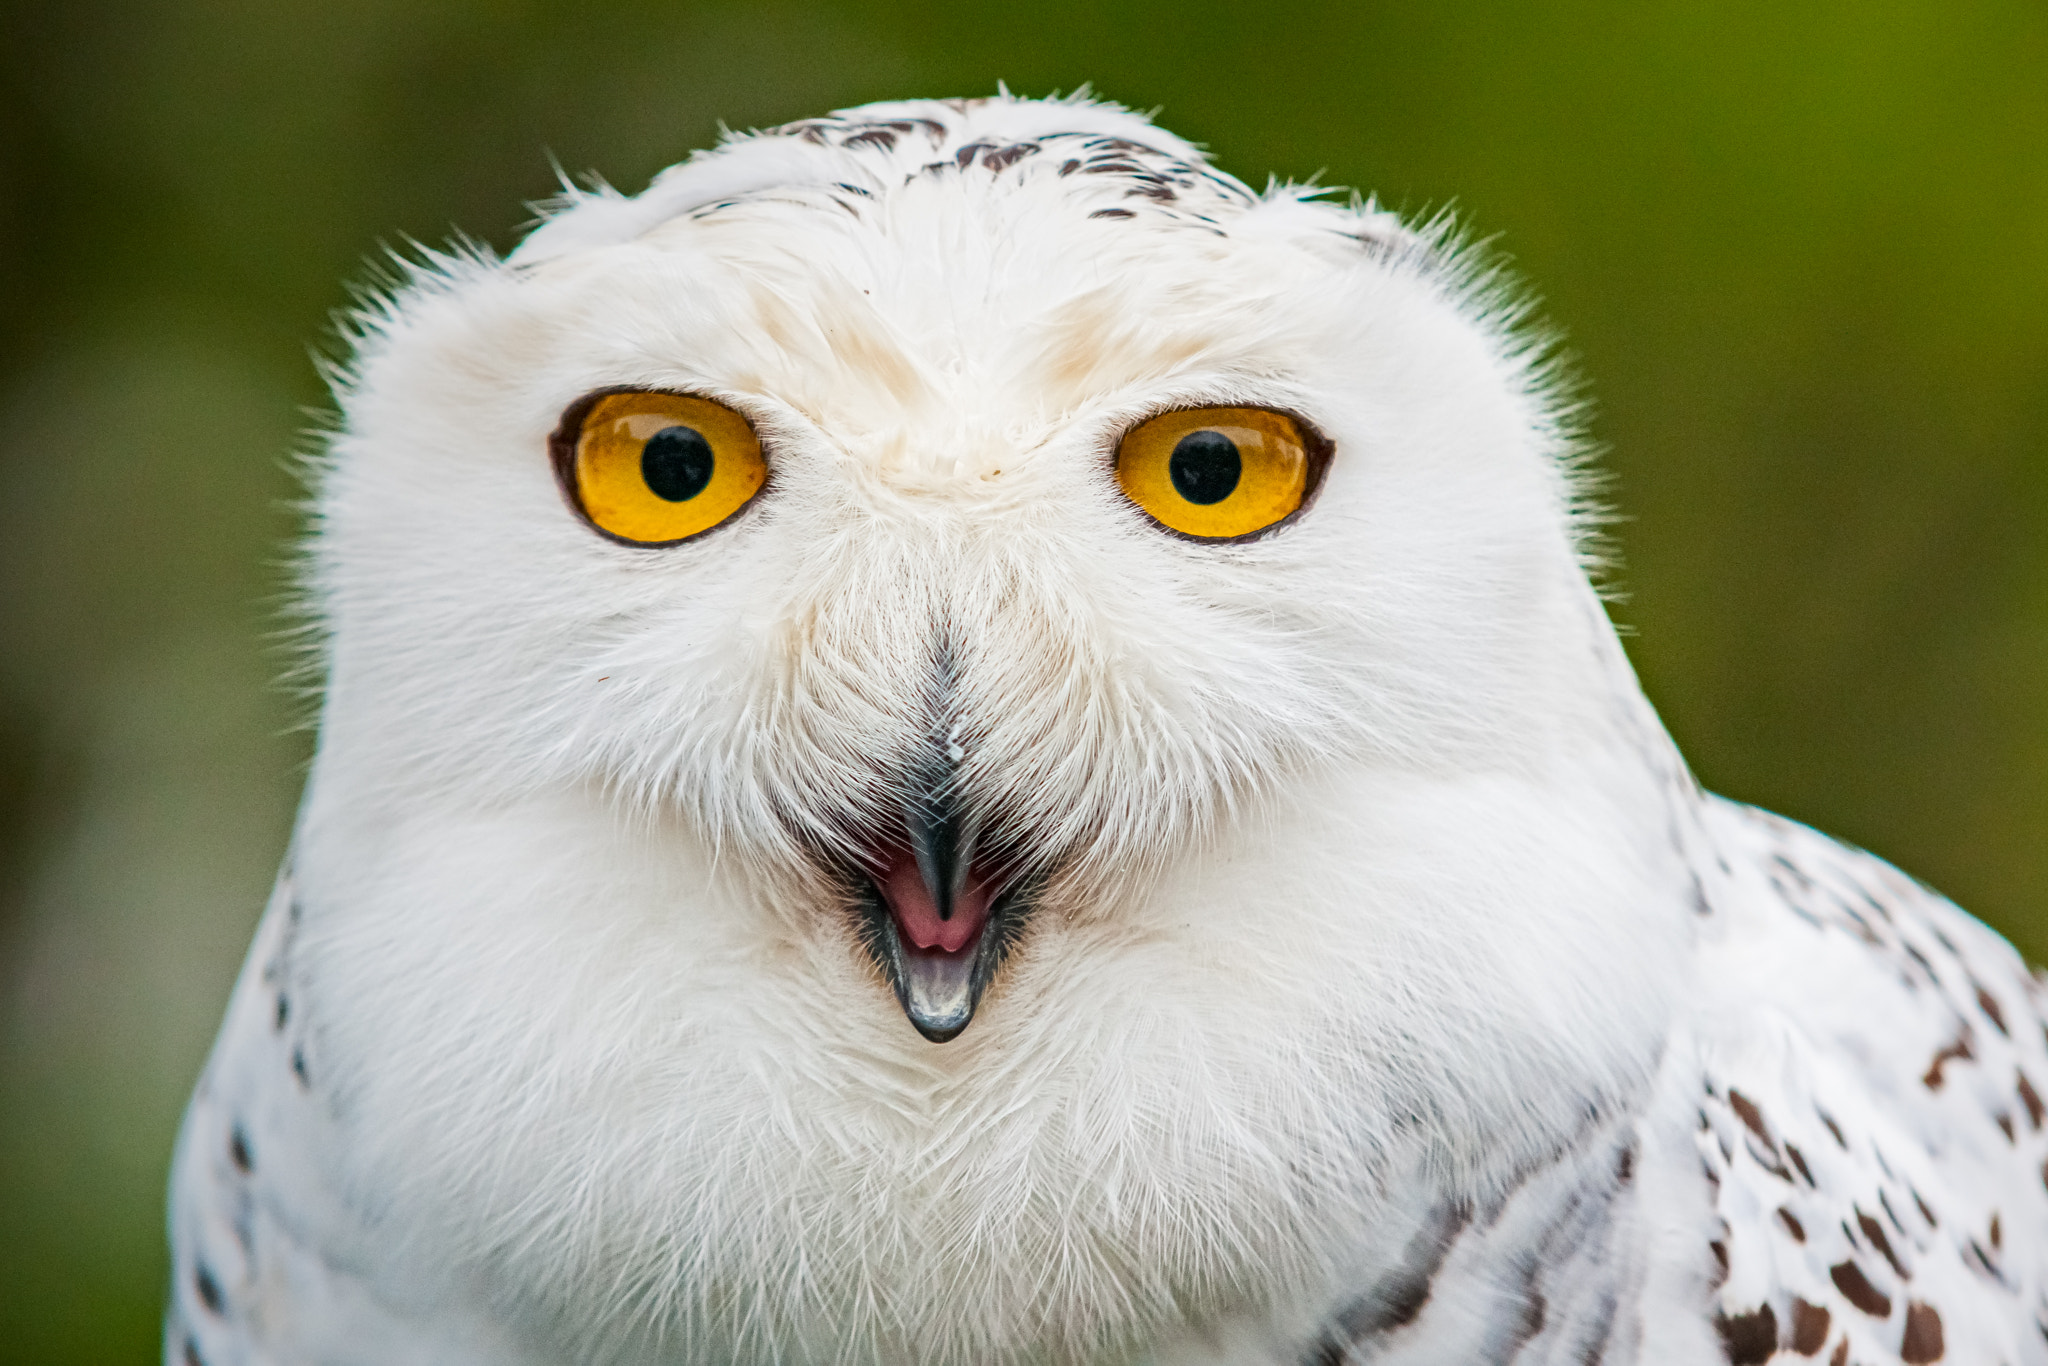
[1168,430,1242,505]
[641,425,715,502]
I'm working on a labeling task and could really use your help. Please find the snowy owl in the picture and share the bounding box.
[167,94,2047,1366]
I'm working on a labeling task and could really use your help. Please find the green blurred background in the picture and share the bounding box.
[1,0,2044,1357]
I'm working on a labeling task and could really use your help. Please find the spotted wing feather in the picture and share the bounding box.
[1694,799,2048,1365]
[165,868,527,1366]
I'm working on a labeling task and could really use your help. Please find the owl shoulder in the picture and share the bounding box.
[165,868,523,1366]
[1680,799,2048,1364]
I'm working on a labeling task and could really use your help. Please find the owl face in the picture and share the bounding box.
[316,98,1594,1044]
[292,98,1703,1360]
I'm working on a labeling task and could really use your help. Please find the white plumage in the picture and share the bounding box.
[166,94,2048,1365]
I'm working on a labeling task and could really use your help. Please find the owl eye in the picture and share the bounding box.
[1114,407,1318,540]
[554,390,767,545]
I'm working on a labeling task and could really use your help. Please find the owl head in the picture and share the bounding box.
[300,94,1694,1357]
[312,92,1650,1033]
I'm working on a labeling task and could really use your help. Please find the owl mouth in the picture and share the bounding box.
[850,793,1035,1043]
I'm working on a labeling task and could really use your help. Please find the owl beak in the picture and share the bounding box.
[907,787,978,926]
[861,787,1025,1043]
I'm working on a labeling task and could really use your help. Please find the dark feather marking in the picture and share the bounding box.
[1966,1236,2005,1282]
[1087,136,1166,154]
[1312,1135,1629,1361]
[1576,1291,1619,1365]
[981,142,1040,172]
[1725,1090,1794,1181]
[1714,1303,1778,1365]
[1901,1301,1945,1363]
[1977,983,2010,1035]
[2019,1069,2045,1129]
[1500,1145,1628,1359]
[1790,1298,1831,1354]
[1829,1260,1891,1317]
[1857,1209,1908,1279]
[1772,853,1813,889]
[1836,902,1882,944]
[1513,1289,1548,1348]
[1313,1202,1469,1356]
[195,1264,223,1314]
[1858,885,1896,925]
[1088,208,1136,220]
[1924,1029,1974,1090]
[1729,1091,1775,1151]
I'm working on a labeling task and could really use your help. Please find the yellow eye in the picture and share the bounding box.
[1114,407,1318,540]
[554,391,767,545]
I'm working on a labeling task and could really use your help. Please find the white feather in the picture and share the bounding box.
[166,94,2045,1366]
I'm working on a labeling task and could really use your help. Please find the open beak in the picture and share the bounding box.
[859,777,1029,1042]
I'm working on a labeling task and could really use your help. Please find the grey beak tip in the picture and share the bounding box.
[910,1015,970,1045]
[901,949,976,1042]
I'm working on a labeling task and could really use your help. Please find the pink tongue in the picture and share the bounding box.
[879,849,995,954]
